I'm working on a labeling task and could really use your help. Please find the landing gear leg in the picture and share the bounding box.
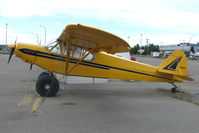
[170,83,178,93]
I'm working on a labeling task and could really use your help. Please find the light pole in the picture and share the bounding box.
[127,36,131,43]
[40,25,46,44]
[6,23,8,45]
[189,34,196,43]
[32,33,39,45]
[146,39,149,55]
[140,34,143,46]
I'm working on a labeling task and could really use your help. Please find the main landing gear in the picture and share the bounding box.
[36,72,59,97]
[170,83,178,93]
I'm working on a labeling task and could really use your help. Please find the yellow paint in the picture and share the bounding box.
[31,96,41,113]
[18,94,33,106]
[58,24,130,53]
[32,85,35,91]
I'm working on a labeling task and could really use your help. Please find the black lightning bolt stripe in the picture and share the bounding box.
[163,56,182,70]
[19,48,180,82]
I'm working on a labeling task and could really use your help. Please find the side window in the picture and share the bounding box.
[51,45,60,54]
[45,43,94,60]
[70,46,82,58]
[45,43,61,54]
[63,45,94,60]
[82,51,94,60]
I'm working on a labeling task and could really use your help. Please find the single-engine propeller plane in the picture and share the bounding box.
[7,24,193,97]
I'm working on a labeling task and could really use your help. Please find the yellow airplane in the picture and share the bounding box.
[7,24,193,97]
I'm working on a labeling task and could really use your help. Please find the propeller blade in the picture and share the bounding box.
[30,64,33,70]
[7,47,15,64]
[7,39,17,64]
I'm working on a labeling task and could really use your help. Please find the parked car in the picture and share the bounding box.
[164,51,172,58]
[152,52,160,58]
[130,56,136,61]
[189,52,199,60]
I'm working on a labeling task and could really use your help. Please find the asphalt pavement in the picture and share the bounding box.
[1,54,199,133]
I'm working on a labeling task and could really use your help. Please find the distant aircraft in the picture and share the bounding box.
[7,24,193,97]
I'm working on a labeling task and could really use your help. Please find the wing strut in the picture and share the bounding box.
[65,39,71,76]
[67,48,95,74]
[58,46,96,81]
[49,41,59,52]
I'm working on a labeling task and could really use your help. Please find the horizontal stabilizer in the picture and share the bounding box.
[157,68,179,76]
[157,69,194,81]
[176,75,194,81]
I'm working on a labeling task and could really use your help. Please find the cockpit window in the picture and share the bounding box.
[63,45,94,61]
[45,41,94,60]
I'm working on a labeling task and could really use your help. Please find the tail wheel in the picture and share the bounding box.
[36,74,59,97]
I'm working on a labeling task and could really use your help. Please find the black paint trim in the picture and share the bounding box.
[163,56,182,70]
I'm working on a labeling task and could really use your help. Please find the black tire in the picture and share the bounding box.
[36,74,59,97]
[171,87,177,93]
[37,71,51,80]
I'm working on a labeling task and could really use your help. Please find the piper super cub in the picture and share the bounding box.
[7,24,194,97]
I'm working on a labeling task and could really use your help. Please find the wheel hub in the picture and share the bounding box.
[44,84,50,90]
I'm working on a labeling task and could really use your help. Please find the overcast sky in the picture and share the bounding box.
[1,0,199,46]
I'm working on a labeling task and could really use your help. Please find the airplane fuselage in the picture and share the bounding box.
[14,43,183,83]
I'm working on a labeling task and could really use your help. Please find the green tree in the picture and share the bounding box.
[144,45,148,55]
[130,44,159,55]
[130,44,140,54]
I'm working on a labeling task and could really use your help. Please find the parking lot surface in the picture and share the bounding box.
[1,55,199,133]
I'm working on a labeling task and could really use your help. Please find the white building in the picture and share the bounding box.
[0,45,8,51]
[159,43,199,52]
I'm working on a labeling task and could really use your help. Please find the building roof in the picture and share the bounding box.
[159,43,199,52]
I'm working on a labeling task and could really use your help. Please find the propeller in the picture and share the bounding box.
[7,45,16,64]
[7,39,17,64]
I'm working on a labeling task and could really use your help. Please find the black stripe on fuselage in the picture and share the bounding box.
[19,48,179,82]
[20,48,110,70]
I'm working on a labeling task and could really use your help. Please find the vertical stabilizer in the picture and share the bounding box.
[157,49,188,77]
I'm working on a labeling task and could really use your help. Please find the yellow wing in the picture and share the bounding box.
[58,24,130,54]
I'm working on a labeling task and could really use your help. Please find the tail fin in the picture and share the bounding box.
[157,49,193,81]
